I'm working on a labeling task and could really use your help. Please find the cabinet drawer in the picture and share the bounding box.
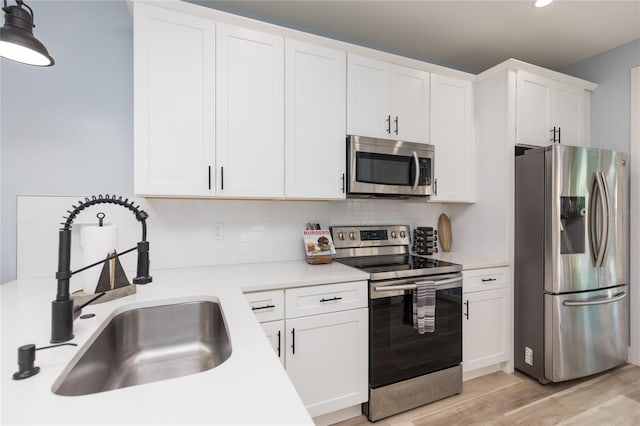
[245,290,285,322]
[285,281,368,318]
[463,267,509,293]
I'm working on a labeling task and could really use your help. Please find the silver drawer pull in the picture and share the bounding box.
[251,304,276,311]
[563,292,626,307]
[320,296,342,303]
[481,278,497,282]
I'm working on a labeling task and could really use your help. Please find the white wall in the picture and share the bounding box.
[629,67,640,365]
[1,1,133,283]
[563,39,640,153]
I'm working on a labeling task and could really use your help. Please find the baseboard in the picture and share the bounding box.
[312,405,362,426]
[463,363,503,381]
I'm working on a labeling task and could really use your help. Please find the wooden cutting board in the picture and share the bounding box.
[438,213,452,252]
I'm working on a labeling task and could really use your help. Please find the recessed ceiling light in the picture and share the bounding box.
[534,0,554,7]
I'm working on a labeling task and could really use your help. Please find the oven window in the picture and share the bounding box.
[369,287,462,389]
[356,152,414,186]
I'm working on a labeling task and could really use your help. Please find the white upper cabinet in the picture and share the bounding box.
[285,39,346,199]
[347,54,430,143]
[429,74,475,202]
[347,54,391,139]
[134,3,215,196]
[391,65,430,143]
[216,24,285,198]
[516,70,587,147]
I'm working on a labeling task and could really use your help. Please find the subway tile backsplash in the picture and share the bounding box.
[17,196,452,280]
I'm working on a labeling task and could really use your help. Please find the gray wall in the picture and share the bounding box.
[0,1,133,283]
[563,39,640,153]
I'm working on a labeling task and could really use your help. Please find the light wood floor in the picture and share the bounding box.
[335,364,640,425]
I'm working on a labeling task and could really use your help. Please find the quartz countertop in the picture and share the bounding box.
[0,260,369,425]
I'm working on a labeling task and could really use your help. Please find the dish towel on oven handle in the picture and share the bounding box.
[413,280,436,334]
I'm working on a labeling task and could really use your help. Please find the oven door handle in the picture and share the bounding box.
[374,276,462,292]
[375,284,417,292]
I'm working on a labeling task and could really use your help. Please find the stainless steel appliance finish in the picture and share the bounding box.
[515,145,629,384]
[331,225,462,421]
[347,135,435,198]
[52,300,232,396]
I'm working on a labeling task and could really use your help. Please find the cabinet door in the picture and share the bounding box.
[216,24,284,198]
[463,288,509,373]
[429,74,475,202]
[391,65,430,143]
[552,83,586,146]
[347,54,391,139]
[516,70,553,147]
[134,3,215,196]
[261,320,285,366]
[286,309,368,417]
[285,39,346,199]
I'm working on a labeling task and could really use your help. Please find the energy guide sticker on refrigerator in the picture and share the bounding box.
[515,145,629,384]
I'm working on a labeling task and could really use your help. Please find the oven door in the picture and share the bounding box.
[369,274,462,389]
[348,135,434,197]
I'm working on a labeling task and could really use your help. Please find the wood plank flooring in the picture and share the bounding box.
[334,364,640,425]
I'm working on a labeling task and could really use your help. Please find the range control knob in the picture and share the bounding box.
[400,230,407,239]
[338,232,345,240]
[349,232,356,240]
[391,231,397,239]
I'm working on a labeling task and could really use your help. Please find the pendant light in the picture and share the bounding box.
[0,0,53,66]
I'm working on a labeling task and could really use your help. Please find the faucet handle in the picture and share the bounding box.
[133,241,152,285]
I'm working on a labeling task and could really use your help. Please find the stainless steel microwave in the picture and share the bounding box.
[347,135,435,198]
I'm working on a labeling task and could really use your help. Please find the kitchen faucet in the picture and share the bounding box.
[51,194,152,343]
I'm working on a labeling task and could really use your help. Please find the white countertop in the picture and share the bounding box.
[1,260,368,425]
[419,251,511,270]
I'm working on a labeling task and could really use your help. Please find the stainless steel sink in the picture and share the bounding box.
[52,299,232,396]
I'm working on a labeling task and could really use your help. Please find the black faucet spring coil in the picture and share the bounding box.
[60,194,149,240]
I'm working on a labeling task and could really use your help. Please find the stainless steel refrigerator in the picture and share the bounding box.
[515,144,629,383]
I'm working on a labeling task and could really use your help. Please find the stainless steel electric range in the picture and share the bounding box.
[331,225,463,422]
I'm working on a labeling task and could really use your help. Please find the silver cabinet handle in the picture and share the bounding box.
[394,116,398,135]
[434,178,438,196]
[563,292,626,307]
[412,151,420,192]
[481,278,497,282]
[386,115,391,134]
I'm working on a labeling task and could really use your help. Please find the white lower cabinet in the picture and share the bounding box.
[245,281,368,418]
[286,309,368,417]
[462,267,511,375]
[261,320,285,366]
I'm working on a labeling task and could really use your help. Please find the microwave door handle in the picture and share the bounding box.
[412,152,420,192]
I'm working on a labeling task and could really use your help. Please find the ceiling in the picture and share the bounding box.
[189,0,640,74]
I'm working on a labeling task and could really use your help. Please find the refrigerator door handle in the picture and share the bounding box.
[562,291,626,307]
[598,171,612,266]
[588,172,608,268]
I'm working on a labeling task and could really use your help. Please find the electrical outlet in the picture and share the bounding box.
[525,347,533,366]
[212,222,224,240]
